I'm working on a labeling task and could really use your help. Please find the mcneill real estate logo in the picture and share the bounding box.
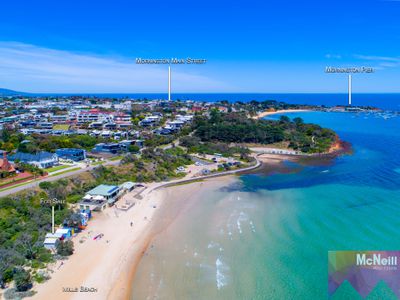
[328,251,400,298]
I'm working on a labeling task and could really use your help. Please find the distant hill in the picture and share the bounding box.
[0,88,27,96]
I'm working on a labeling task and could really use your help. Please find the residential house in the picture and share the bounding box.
[9,151,59,169]
[139,115,161,127]
[77,109,113,124]
[37,122,53,129]
[0,152,16,177]
[56,148,86,161]
[93,143,120,154]
[88,121,104,129]
[50,114,69,123]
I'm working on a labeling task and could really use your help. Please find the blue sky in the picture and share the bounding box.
[0,0,399,93]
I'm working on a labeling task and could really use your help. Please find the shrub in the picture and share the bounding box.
[55,240,74,256]
[13,268,32,292]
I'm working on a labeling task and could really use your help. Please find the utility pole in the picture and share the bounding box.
[348,74,352,106]
[52,206,55,234]
[168,65,171,101]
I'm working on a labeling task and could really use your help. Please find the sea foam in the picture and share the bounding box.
[216,258,228,290]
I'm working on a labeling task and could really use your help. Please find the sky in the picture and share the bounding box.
[0,0,399,93]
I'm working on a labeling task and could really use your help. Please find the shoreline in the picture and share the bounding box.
[252,107,352,158]
[128,177,236,299]
[31,184,165,300]
[249,138,350,160]
[254,109,312,119]
[29,161,262,300]
[26,146,348,299]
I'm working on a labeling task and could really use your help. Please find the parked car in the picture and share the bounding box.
[176,166,186,172]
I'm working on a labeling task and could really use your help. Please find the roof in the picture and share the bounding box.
[56,228,71,234]
[9,151,57,163]
[45,233,63,238]
[43,238,58,244]
[120,181,135,190]
[79,109,112,115]
[112,112,130,117]
[0,152,16,173]
[56,148,85,154]
[86,184,119,196]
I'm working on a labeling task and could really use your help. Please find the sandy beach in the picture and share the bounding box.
[30,160,262,300]
[257,153,299,164]
[29,148,345,299]
[25,143,341,300]
[254,109,312,119]
[31,182,165,300]
[25,138,350,300]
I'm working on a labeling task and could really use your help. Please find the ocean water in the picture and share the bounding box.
[40,93,400,111]
[130,111,400,299]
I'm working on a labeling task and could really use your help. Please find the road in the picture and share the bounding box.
[153,155,262,191]
[0,154,261,198]
[0,159,121,198]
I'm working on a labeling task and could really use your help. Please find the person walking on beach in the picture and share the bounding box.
[130,221,133,227]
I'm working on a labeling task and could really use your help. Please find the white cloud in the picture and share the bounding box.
[353,54,400,70]
[325,54,342,59]
[354,54,400,62]
[0,42,228,93]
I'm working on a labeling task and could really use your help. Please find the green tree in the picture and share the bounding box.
[0,249,21,288]
[13,268,32,292]
[15,233,39,260]
[121,154,137,165]
[293,117,304,125]
[209,109,222,124]
[55,240,74,256]
[63,213,82,229]
[128,145,140,153]
[279,115,290,123]
[1,129,11,143]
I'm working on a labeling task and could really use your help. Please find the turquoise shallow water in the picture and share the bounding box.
[131,111,400,299]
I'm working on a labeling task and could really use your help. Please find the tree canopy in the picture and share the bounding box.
[192,111,336,153]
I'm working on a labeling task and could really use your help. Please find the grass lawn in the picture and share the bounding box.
[0,167,83,192]
[0,167,82,192]
[50,167,81,177]
[0,176,34,188]
[0,180,35,192]
[45,165,70,173]
[109,155,124,161]
[53,124,70,130]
